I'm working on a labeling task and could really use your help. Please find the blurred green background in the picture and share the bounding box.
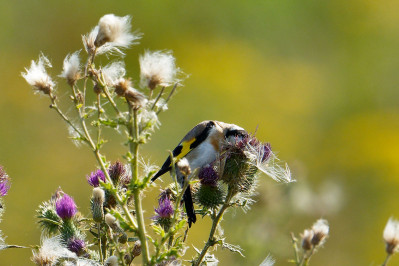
[1,0,399,265]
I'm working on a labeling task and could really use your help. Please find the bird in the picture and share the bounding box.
[151,120,247,227]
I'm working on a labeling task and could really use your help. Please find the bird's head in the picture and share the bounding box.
[214,121,247,144]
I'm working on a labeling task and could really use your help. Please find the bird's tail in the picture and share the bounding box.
[182,185,196,227]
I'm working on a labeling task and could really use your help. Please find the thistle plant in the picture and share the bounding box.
[20,13,295,265]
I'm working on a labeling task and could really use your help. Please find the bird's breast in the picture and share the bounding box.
[185,140,218,170]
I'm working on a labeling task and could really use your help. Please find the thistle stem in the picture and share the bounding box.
[128,106,150,264]
[97,223,103,263]
[290,232,300,266]
[102,83,121,116]
[300,247,315,266]
[382,253,392,266]
[96,93,102,146]
[193,187,234,266]
[157,83,177,115]
[107,228,126,266]
[48,95,86,142]
[151,86,165,110]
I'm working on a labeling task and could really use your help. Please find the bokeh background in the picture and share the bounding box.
[1,0,399,265]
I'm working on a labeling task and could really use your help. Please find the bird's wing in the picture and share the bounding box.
[151,121,213,182]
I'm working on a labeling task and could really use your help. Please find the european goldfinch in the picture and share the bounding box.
[152,120,247,227]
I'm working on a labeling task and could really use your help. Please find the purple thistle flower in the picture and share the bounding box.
[0,181,10,196]
[154,198,174,219]
[67,238,86,255]
[0,166,10,196]
[199,166,219,187]
[86,169,106,187]
[56,193,77,220]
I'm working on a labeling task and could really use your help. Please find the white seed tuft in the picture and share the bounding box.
[59,51,81,86]
[139,50,181,89]
[22,53,55,95]
[102,61,126,86]
[384,217,399,254]
[31,235,76,265]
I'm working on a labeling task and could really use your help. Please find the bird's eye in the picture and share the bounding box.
[207,121,215,128]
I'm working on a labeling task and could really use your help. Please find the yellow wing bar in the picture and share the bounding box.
[174,138,196,162]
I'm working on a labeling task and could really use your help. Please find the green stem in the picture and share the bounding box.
[96,93,102,146]
[193,188,235,266]
[300,247,315,266]
[94,150,138,230]
[96,71,121,116]
[156,83,177,115]
[48,95,86,142]
[382,253,391,266]
[151,86,165,110]
[290,232,300,266]
[128,107,150,264]
[153,174,189,261]
[107,228,126,266]
[97,223,104,263]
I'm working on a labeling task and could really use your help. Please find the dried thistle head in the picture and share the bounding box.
[301,229,314,251]
[59,51,81,86]
[311,219,329,246]
[384,217,399,254]
[82,14,140,56]
[139,50,182,89]
[31,235,75,266]
[114,78,147,109]
[94,14,139,49]
[22,53,55,95]
[102,61,126,86]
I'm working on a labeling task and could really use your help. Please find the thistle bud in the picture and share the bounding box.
[105,213,117,227]
[195,166,225,208]
[104,189,117,210]
[91,188,105,223]
[93,83,102,94]
[105,213,127,242]
[108,161,126,185]
[132,240,142,257]
[124,240,141,264]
